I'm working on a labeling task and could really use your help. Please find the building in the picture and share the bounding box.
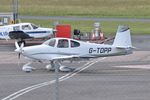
[0,12,14,26]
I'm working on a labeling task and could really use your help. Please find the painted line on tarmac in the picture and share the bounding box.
[2,57,106,100]
[114,65,150,69]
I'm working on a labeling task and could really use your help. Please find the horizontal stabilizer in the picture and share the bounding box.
[115,46,135,49]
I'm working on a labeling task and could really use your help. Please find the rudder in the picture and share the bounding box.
[113,25,132,48]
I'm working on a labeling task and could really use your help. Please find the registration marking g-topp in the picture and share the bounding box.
[89,47,112,54]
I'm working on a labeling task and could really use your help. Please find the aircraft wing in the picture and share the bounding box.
[9,31,33,39]
[51,55,79,61]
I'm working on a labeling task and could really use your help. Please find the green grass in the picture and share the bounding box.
[1,0,150,35]
[1,0,150,18]
[22,19,150,36]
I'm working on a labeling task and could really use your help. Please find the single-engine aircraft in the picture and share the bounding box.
[15,25,133,72]
[0,23,55,44]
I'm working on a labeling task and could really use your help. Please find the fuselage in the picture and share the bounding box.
[20,38,133,61]
[0,23,53,39]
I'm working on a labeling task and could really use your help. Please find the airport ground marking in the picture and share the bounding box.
[2,57,106,100]
[114,65,150,69]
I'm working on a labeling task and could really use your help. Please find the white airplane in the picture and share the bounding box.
[15,25,133,72]
[0,22,54,44]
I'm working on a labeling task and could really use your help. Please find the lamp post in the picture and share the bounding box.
[12,0,18,24]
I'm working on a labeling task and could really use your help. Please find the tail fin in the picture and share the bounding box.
[113,25,132,48]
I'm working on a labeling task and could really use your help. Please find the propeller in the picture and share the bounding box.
[14,41,25,68]
[15,41,24,59]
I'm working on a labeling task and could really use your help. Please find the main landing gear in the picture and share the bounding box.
[22,61,75,73]
[45,61,74,72]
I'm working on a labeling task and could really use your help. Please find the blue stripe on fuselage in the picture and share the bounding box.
[26,31,49,34]
[0,32,9,36]
[0,32,2,36]
[0,31,50,36]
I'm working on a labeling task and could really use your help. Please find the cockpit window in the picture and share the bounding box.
[31,24,38,29]
[22,25,31,30]
[48,39,56,47]
[13,26,20,31]
[71,40,80,48]
[57,39,69,48]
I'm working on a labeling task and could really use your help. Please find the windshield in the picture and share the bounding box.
[31,24,38,29]
[43,39,56,47]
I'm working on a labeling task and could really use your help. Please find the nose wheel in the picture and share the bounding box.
[22,62,35,73]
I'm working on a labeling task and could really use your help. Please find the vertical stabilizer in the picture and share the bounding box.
[113,25,132,48]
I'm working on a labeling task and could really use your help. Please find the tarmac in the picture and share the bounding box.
[0,35,150,100]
